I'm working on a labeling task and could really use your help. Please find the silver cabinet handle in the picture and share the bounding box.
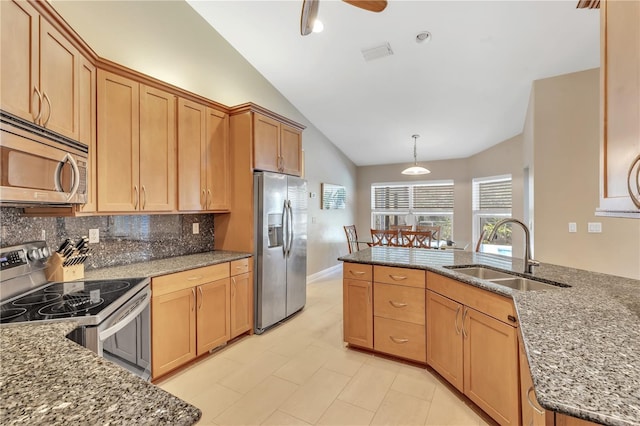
[367,285,371,305]
[389,336,409,344]
[461,308,468,338]
[43,92,52,127]
[33,86,43,123]
[454,305,462,335]
[198,286,203,310]
[231,276,236,297]
[349,270,365,276]
[191,288,196,312]
[207,189,212,208]
[133,185,139,210]
[527,387,544,415]
[389,274,407,281]
[201,189,206,209]
[142,185,147,210]
[389,301,407,308]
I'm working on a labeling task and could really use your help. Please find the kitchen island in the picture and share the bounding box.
[0,321,201,425]
[339,247,640,426]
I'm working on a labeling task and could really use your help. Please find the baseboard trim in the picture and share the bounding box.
[306,264,342,284]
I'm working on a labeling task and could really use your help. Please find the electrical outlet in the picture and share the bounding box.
[41,230,46,240]
[587,222,602,233]
[89,228,99,243]
[192,223,200,234]
[568,222,577,233]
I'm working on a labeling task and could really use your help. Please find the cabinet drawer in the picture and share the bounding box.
[374,317,426,363]
[153,263,230,297]
[374,266,425,288]
[374,282,425,325]
[343,262,372,281]
[230,258,251,275]
[427,272,516,326]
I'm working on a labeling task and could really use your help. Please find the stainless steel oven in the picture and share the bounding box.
[0,241,151,380]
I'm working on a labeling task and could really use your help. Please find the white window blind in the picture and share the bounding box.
[372,186,410,210]
[473,177,512,211]
[371,181,454,211]
[413,184,454,211]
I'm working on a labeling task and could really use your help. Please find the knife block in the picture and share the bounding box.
[46,253,84,282]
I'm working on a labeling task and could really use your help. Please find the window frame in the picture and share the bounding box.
[472,174,512,255]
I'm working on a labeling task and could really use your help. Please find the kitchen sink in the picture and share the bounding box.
[446,266,568,291]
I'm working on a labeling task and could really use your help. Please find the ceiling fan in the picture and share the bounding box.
[301,0,388,36]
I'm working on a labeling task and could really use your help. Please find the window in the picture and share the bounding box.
[473,175,512,255]
[371,181,454,243]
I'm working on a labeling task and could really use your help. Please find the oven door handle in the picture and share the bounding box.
[98,289,150,342]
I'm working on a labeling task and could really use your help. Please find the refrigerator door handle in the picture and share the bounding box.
[282,199,289,257]
[287,200,294,258]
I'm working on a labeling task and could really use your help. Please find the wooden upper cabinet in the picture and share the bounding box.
[253,112,303,176]
[97,70,140,212]
[598,0,640,216]
[177,98,230,212]
[77,57,97,213]
[139,85,176,211]
[280,124,303,176]
[1,1,83,140]
[204,107,230,211]
[1,0,39,122]
[253,113,281,172]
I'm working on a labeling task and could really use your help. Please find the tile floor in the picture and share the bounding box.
[157,271,493,426]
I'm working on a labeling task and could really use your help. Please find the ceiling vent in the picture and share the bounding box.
[361,43,394,62]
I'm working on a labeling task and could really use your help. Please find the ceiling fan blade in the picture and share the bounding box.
[301,0,319,36]
[342,0,388,13]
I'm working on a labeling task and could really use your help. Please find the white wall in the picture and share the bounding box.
[52,0,356,275]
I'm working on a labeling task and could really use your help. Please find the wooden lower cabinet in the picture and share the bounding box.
[151,259,253,379]
[520,336,551,426]
[230,258,253,339]
[374,316,426,362]
[343,278,373,349]
[151,287,196,379]
[555,414,600,426]
[196,278,230,355]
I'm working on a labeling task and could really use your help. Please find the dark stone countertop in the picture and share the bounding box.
[85,250,252,280]
[339,247,640,426]
[0,322,201,425]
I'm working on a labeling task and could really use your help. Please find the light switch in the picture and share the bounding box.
[568,222,577,233]
[587,222,602,233]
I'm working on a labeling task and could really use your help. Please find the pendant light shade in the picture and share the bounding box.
[402,134,430,175]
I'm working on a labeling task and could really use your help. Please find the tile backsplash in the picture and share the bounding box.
[0,208,214,270]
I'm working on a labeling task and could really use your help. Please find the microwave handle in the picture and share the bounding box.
[54,153,81,201]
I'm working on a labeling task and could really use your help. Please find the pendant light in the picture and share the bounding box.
[401,134,431,175]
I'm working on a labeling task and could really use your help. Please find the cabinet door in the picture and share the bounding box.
[519,338,548,426]
[1,0,39,123]
[139,85,176,211]
[97,70,139,211]
[39,18,80,139]
[77,57,96,213]
[253,113,280,172]
[343,278,373,349]
[230,272,252,339]
[196,278,231,355]
[464,307,519,426]
[280,124,302,176]
[205,107,230,211]
[599,0,640,212]
[151,287,196,379]
[177,98,206,211]
[426,290,464,392]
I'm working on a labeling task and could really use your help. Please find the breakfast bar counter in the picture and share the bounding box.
[339,247,640,426]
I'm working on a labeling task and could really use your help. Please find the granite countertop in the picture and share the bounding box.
[0,322,201,425]
[85,250,251,280]
[339,247,640,426]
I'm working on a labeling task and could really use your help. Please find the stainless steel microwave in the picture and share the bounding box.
[0,111,88,206]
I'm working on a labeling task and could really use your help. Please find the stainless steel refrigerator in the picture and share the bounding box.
[254,171,307,334]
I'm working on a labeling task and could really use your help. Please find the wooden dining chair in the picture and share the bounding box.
[399,230,432,248]
[343,225,362,254]
[416,225,440,242]
[370,229,399,246]
[390,225,413,232]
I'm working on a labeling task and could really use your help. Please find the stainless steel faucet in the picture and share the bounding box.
[486,218,539,274]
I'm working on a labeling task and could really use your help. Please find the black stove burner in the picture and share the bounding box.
[12,292,61,307]
[44,280,131,296]
[38,296,105,317]
[0,307,27,322]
